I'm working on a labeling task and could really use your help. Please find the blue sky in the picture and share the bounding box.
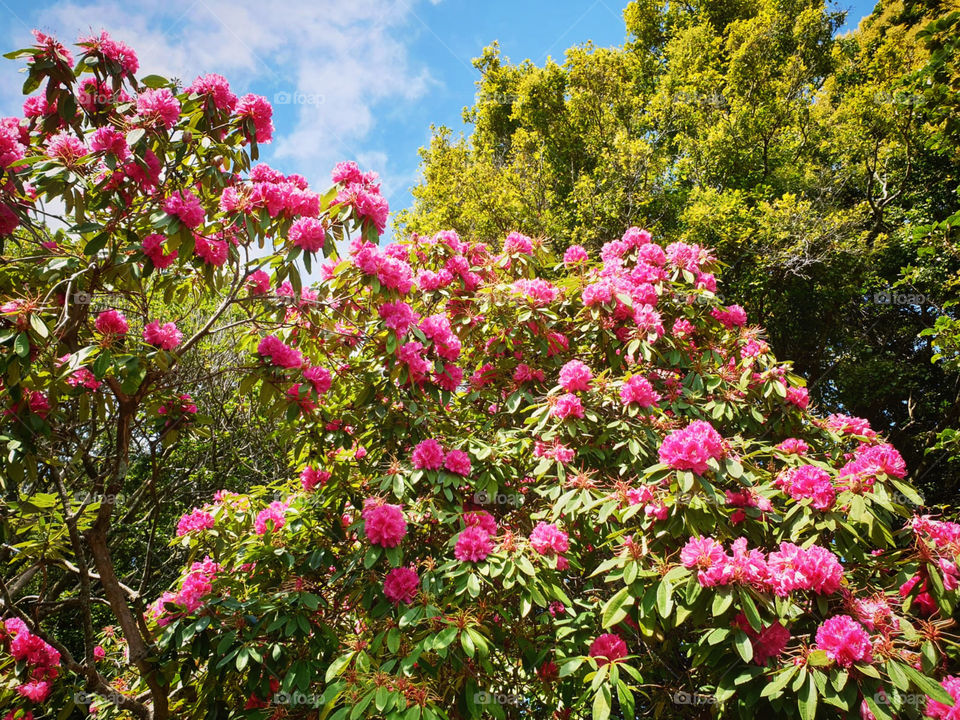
[0,0,876,237]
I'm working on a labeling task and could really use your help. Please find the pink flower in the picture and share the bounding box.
[46,131,87,162]
[142,234,177,269]
[454,526,493,562]
[563,245,589,264]
[187,74,237,112]
[300,466,330,491]
[383,567,419,604]
[658,421,724,475]
[93,645,106,660]
[588,634,627,666]
[558,360,592,392]
[825,413,875,438]
[680,536,726,575]
[785,385,809,409]
[289,217,325,252]
[529,522,569,556]
[137,88,180,129]
[711,304,748,329]
[163,191,205,229]
[552,393,584,420]
[620,375,659,407]
[89,127,129,159]
[82,31,138,75]
[176,509,215,536]
[765,542,843,596]
[815,616,873,668]
[236,94,274,143]
[582,281,613,307]
[444,449,472,477]
[94,310,128,335]
[16,680,51,702]
[303,366,332,394]
[379,301,419,335]
[733,614,790,665]
[363,503,407,547]
[411,439,445,470]
[464,511,497,536]
[143,321,182,350]
[925,676,960,720]
[777,465,836,510]
[247,270,271,293]
[512,278,558,306]
[257,335,303,369]
[254,501,288,534]
[503,231,533,255]
[776,438,809,455]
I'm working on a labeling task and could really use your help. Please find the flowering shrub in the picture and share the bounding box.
[1,29,959,720]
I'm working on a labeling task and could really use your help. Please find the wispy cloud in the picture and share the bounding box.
[0,0,441,209]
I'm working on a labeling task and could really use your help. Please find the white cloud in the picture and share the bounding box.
[0,0,439,205]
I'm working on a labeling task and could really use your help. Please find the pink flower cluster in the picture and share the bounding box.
[136,88,180,129]
[175,508,215,536]
[837,443,906,492]
[410,438,472,476]
[512,278,558,306]
[620,375,659,407]
[588,633,627,666]
[825,413,876,438]
[926,676,960,720]
[776,438,809,455]
[711,304,748,329]
[81,31,138,75]
[503,231,534,255]
[254,501,288,534]
[45,131,86,163]
[534,439,575,465]
[379,301,419,335]
[563,245,588,265]
[552,393,584,420]
[814,615,873,667]
[455,526,494,562]
[363,502,407,548]
[143,321,182,350]
[236,94,274,143]
[300,466,331,491]
[257,335,303,369]
[775,465,836,510]
[333,162,389,233]
[94,310,128,336]
[351,239,412,293]
[2,618,60,704]
[680,537,843,595]
[383,567,420,604]
[558,360,592,392]
[222,163,320,219]
[142,234,177,269]
[529,522,569,568]
[732,613,790,665]
[289,217,325,253]
[163,190,205,229]
[187,73,238,112]
[148,557,220,626]
[658,420,724,475]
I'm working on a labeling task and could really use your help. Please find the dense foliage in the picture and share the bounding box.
[396,0,960,506]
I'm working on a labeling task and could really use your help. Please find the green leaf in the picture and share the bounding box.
[903,664,955,706]
[592,685,612,720]
[798,674,818,720]
[761,665,798,698]
[140,74,169,88]
[601,586,633,628]
[325,653,353,683]
[733,630,753,663]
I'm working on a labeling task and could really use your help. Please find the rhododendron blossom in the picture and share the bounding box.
[363,503,407,548]
[815,615,873,667]
[658,420,724,474]
[589,634,628,666]
[383,567,420,604]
